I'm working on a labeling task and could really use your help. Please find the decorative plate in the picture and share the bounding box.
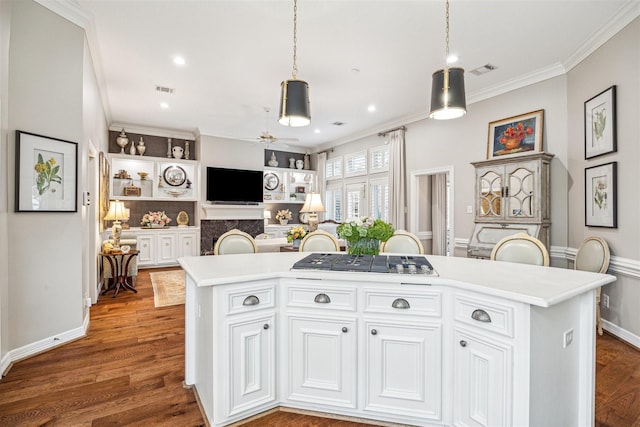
[163,165,187,187]
[264,172,279,191]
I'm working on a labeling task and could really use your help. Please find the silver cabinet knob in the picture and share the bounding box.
[242,295,260,306]
[342,327,348,333]
[371,329,378,335]
[263,323,269,330]
[460,340,467,347]
[314,293,331,304]
[392,298,410,309]
[471,309,492,323]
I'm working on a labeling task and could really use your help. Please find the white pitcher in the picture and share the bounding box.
[172,146,184,159]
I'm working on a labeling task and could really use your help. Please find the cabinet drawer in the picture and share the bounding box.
[454,293,515,338]
[287,283,357,312]
[364,289,441,317]
[225,283,276,315]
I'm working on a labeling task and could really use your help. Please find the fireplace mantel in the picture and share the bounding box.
[200,203,265,220]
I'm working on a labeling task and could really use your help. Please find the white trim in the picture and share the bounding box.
[110,123,196,141]
[201,203,265,220]
[417,231,433,241]
[4,312,89,368]
[454,237,468,251]
[565,247,640,279]
[410,166,454,256]
[602,319,640,350]
[34,0,91,28]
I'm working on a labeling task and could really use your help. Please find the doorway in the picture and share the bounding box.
[410,166,453,256]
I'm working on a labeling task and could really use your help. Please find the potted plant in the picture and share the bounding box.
[289,192,297,201]
[275,209,292,225]
[337,217,394,255]
[287,225,307,249]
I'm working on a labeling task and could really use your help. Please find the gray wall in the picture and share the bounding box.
[6,0,86,350]
[567,18,640,338]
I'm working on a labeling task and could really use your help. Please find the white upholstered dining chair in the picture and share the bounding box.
[214,229,258,255]
[380,230,424,255]
[299,229,341,252]
[574,236,610,335]
[490,232,549,267]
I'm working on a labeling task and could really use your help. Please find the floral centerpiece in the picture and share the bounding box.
[337,217,394,255]
[141,211,171,228]
[287,225,307,248]
[275,209,292,225]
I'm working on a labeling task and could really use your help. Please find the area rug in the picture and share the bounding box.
[150,270,185,308]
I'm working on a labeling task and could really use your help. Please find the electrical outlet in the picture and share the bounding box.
[602,294,610,309]
[466,205,473,214]
[563,328,574,348]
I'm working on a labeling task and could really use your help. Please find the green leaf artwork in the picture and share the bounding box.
[593,178,607,210]
[593,108,606,142]
[34,153,62,196]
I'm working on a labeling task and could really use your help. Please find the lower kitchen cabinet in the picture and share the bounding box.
[365,321,442,421]
[287,315,357,408]
[228,313,276,418]
[453,327,512,427]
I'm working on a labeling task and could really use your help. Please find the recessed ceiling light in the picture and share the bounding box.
[173,56,186,66]
[446,54,459,64]
[160,102,169,109]
[367,104,376,113]
[314,129,320,134]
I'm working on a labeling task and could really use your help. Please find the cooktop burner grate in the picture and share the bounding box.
[291,253,437,275]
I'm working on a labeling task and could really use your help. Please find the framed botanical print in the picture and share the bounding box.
[15,130,78,212]
[487,109,544,159]
[585,162,617,228]
[584,85,616,159]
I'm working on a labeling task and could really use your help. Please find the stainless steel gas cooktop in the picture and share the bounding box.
[291,253,437,276]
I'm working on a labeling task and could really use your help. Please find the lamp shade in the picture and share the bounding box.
[429,67,466,120]
[279,79,311,127]
[300,193,325,213]
[104,200,127,221]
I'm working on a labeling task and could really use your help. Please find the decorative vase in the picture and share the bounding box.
[129,139,137,155]
[304,153,310,170]
[167,138,172,158]
[293,239,301,249]
[347,238,381,256]
[296,159,304,169]
[184,141,190,160]
[268,152,279,167]
[116,129,129,154]
[289,158,296,168]
[172,146,184,159]
[137,137,146,155]
[279,219,288,225]
[503,138,521,151]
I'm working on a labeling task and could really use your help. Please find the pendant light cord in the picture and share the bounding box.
[443,0,450,99]
[292,0,298,79]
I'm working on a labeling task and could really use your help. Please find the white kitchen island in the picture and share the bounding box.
[179,252,616,427]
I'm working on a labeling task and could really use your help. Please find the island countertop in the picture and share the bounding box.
[178,252,615,308]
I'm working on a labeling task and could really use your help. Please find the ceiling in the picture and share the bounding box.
[70,0,636,150]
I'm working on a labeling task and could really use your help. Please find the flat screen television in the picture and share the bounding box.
[206,167,263,204]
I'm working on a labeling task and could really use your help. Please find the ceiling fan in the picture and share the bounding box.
[253,107,299,145]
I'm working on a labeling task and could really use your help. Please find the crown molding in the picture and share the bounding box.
[563,0,640,72]
[34,0,91,28]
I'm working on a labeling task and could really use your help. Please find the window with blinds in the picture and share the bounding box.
[344,151,367,177]
[369,178,389,221]
[345,183,364,219]
[324,185,342,222]
[370,146,389,173]
[325,157,343,180]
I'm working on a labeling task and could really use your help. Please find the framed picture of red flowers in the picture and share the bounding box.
[487,109,544,159]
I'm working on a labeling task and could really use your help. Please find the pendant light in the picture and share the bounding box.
[279,0,311,127]
[429,0,466,120]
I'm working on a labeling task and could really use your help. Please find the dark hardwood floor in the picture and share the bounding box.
[0,267,638,426]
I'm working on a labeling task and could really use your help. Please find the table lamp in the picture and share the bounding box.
[264,210,272,227]
[104,200,127,248]
[300,193,325,232]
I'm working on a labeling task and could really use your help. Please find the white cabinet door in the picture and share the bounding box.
[178,231,198,257]
[227,313,276,418]
[453,328,512,427]
[136,234,155,266]
[365,321,442,421]
[156,232,176,264]
[288,315,357,409]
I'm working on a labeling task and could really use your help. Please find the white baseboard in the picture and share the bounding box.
[5,310,90,366]
[602,319,640,349]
